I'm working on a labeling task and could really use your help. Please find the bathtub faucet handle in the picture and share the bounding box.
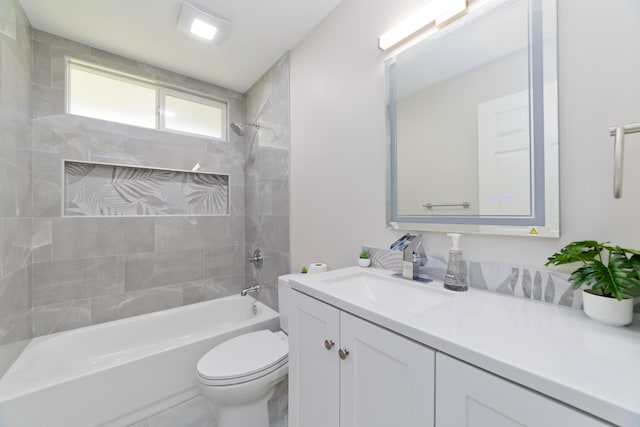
[241,283,262,297]
[248,249,266,269]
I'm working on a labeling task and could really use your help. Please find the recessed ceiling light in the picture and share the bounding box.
[177,2,231,44]
[191,18,217,41]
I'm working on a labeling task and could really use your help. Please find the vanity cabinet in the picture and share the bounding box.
[289,290,435,427]
[435,353,609,427]
[289,289,340,427]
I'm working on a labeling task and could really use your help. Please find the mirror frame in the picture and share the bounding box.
[386,0,558,237]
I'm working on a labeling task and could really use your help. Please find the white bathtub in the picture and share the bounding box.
[0,295,280,427]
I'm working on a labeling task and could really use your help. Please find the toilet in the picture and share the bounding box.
[196,275,294,427]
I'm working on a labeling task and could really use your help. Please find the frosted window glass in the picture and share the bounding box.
[68,67,157,129]
[164,95,223,138]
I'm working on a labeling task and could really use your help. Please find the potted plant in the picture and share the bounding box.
[358,249,371,267]
[545,240,640,326]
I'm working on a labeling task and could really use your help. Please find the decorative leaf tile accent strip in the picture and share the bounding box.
[64,161,229,216]
[363,246,588,310]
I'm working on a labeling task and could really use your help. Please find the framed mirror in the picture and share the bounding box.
[386,0,558,237]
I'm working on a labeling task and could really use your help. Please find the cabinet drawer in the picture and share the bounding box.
[435,353,610,427]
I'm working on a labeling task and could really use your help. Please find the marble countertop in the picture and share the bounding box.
[290,267,640,427]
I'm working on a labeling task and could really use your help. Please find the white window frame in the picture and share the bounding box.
[65,58,228,141]
[159,87,227,140]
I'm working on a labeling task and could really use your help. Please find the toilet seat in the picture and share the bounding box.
[197,330,288,386]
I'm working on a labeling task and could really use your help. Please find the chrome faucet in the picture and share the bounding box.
[390,233,429,282]
[241,284,262,296]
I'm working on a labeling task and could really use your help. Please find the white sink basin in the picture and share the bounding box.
[320,271,451,314]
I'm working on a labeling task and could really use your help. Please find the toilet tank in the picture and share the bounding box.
[277,274,297,334]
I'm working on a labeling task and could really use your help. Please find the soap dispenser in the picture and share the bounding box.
[443,233,468,292]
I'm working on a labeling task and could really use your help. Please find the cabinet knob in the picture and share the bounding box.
[324,339,335,350]
[338,348,349,360]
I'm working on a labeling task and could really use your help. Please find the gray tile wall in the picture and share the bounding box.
[29,30,250,336]
[244,53,291,310]
[0,24,292,362]
[0,0,32,377]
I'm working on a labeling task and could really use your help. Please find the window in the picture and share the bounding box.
[163,91,224,139]
[66,60,227,140]
[68,65,157,129]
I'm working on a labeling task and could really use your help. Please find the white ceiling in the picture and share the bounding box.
[18,0,343,93]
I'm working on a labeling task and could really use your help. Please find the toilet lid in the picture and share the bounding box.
[197,330,288,381]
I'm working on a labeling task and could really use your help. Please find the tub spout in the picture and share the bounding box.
[241,284,262,296]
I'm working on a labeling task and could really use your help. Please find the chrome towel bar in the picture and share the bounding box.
[423,202,470,209]
[610,123,640,198]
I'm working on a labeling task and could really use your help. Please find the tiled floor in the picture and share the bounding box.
[129,384,288,427]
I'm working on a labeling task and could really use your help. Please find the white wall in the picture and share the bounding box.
[290,0,640,272]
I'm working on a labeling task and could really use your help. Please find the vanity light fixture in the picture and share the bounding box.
[435,0,468,27]
[378,0,468,51]
[177,2,231,44]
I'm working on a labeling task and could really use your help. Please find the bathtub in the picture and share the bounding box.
[0,295,280,427]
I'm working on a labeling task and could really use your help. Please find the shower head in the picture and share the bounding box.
[230,122,260,136]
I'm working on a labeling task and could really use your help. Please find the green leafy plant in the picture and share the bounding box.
[359,249,370,259]
[545,240,640,300]
[301,266,308,274]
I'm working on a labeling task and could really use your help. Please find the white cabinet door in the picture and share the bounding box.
[340,312,435,427]
[435,353,609,427]
[289,290,340,427]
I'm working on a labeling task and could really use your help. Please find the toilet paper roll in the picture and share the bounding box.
[308,263,328,274]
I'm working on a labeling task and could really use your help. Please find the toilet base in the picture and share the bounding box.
[212,390,275,427]
[198,364,288,427]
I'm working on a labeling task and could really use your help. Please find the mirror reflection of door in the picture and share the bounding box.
[478,90,531,216]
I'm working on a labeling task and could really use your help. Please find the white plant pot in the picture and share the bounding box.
[582,289,634,326]
[358,258,371,268]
